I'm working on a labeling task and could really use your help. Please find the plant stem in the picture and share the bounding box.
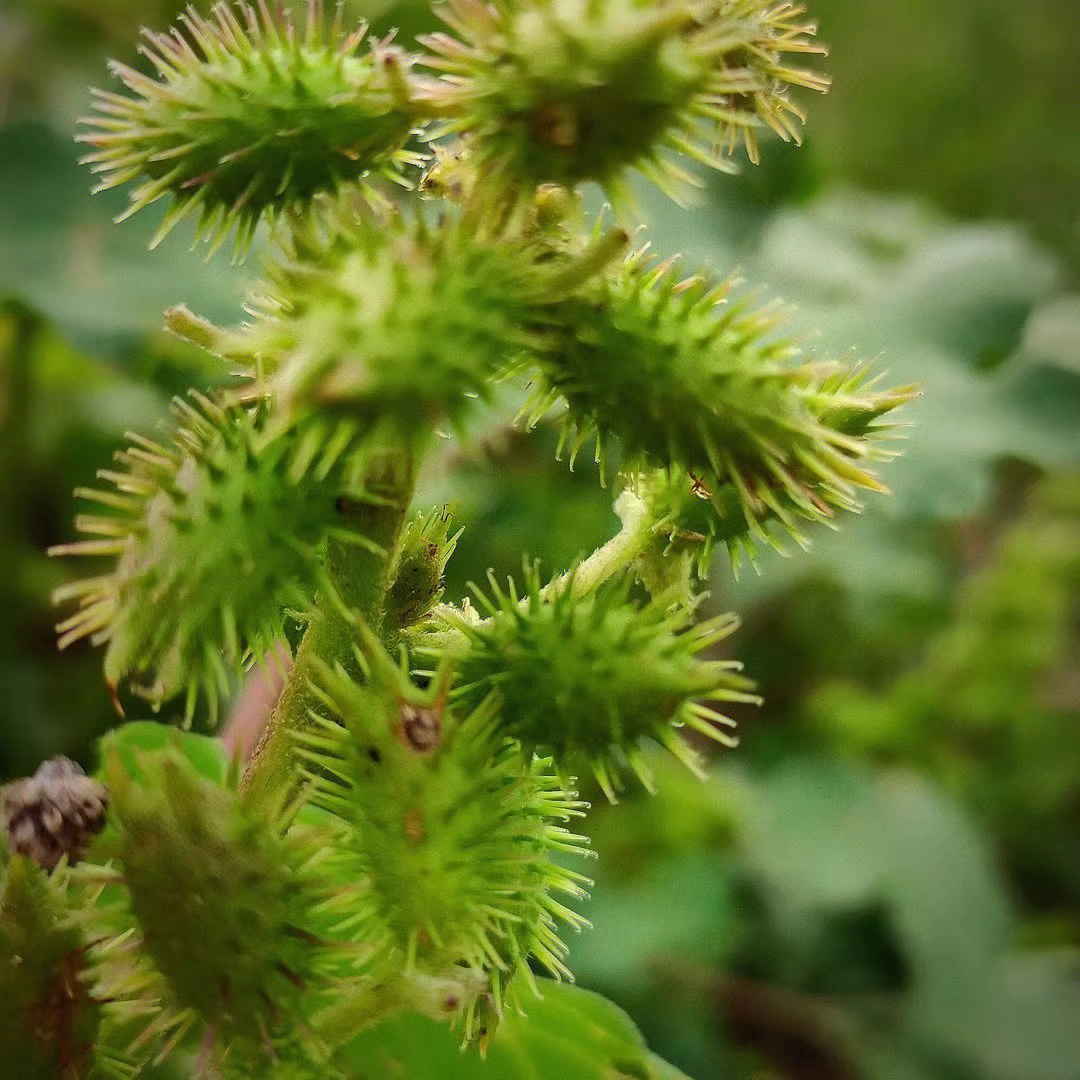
[424,487,658,652]
[540,487,654,599]
[242,460,416,804]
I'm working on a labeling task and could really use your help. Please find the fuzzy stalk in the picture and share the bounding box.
[416,487,659,658]
[243,451,418,804]
[541,487,656,600]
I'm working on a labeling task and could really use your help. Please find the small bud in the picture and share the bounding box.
[385,508,462,630]
[2,758,108,871]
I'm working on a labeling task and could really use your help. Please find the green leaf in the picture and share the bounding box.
[737,761,1013,984]
[94,721,230,786]
[341,981,693,1080]
[0,122,250,351]
[567,852,740,991]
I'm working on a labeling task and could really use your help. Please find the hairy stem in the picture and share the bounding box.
[425,487,658,650]
[541,487,654,599]
[242,456,418,803]
[316,967,488,1052]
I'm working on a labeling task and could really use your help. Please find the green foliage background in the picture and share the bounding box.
[1,1,1078,1077]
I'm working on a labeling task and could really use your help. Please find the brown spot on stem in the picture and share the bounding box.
[397,702,442,754]
[531,102,578,149]
[404,807,424,843]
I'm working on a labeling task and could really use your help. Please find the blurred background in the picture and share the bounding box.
[1,1,1079,1077]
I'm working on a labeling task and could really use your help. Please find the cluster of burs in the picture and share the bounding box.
[1,2,913,1077]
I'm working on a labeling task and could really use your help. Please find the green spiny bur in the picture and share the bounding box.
[437,565,759,801]
[0,847,101,1080]
[79,0,422,257]
[241,198,558,432]
[51,399,378,724]
[526,250,914,555]
[0,854,94,1079]
[295,627,592,1044]
[77,737,350,1069]
[421,0,828,200]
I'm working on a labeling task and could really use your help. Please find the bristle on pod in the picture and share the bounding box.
[522,249,916,566]
[75,737,352,1071]
[1,842,105,1079]
[419,0,829,201]
[238,199,575,432]
[79,1,423,257]
[49,399,378,726]
[431,564,759,802]
[294,623,593,1045]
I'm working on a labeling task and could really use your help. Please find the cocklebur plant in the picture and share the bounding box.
[1,1,915,1077]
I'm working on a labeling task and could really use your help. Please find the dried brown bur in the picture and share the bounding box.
[2,757,108,871]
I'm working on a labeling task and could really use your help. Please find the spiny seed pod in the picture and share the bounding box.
[235,199,563,433]
[635,359,917,575]
[295,625,592,1044]
[420,0,828,200]
[79,0,423,256]
[524,250,915,549]
[2,758,108,872]
[385,507,463,630]
[437,565,759,801]
[0,844,101,1080]
[77,737,349,1068]
[50,397,377,725]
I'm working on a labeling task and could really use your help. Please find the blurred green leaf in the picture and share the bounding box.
[95,721,230,787]
[0,123,251,352]
[342,981,693,1080]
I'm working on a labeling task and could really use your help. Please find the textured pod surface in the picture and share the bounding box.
[421,0,828,197]
[51,398,375,723]
[243,201,551,431]
[80,1,420,255]
[297,644,592,1042]
[78,737,346,1067]
[440,566,758,799]
[527,250,914,555]
[0,846,99,1080]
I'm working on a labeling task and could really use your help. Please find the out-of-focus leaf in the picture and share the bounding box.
[0,123,250,351]
[811,469,1080,906]
[568,852,741,990]
[341,981,693,1080]
[1020,295,1080,373]
[95,721,230,787]
[736,762,1012,983]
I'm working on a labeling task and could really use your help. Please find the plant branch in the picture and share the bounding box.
[242,452,419,804]
[422,486,659,655]
[540,487,654,600]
